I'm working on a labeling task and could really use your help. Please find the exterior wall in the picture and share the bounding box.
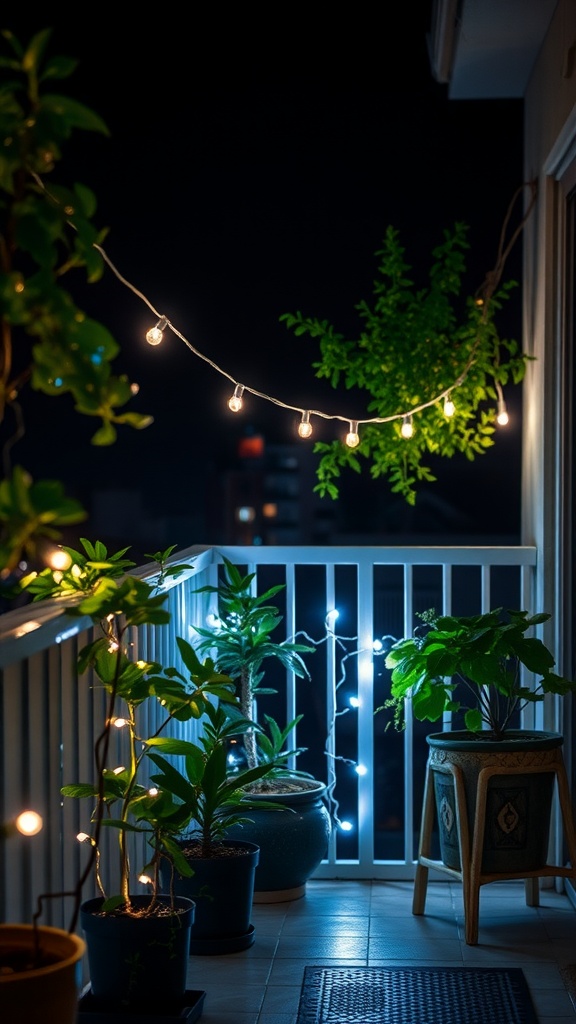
[522,0,576,680]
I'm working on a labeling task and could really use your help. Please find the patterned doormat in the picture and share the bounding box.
[296,966,539,1024]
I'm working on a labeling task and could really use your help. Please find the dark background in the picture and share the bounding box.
[4,11,525,547]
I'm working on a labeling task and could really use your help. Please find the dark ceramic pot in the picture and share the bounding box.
[427,730,563,873]
[226,779,332,902]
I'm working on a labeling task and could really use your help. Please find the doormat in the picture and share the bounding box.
[296,966,538,1024]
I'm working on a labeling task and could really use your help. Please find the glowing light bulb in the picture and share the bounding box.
[443,395,455,417]
[339,820,353,832]
[349,696,360,708]
[325,609,339,629]
[355,764,368,776]
[15,810,43,836]
[77,832,92,844]
[113,766,125,775]
[345,421,360,447]
[47,547,72,572]
[497,399,509,425]
[139,873,153,885]
[112,717,128,729]
[401,415,414,439]
[298,411,313,438]
[146,316,168,346]
[373,639,383,652]
[148,787,159,797]
[228,384,244,412]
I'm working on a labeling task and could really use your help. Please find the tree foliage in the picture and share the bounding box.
[0,28,153,577]
[280,220,532,504]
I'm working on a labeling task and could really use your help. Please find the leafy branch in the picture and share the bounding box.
[280,185,536,504]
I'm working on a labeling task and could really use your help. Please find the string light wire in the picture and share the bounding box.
[31,172,537,443]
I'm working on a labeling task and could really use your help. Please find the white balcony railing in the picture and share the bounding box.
[0,543,538,927]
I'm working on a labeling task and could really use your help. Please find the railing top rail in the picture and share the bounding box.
[0,543,537,668]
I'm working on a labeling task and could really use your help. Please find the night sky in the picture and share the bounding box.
[5,12,525,544]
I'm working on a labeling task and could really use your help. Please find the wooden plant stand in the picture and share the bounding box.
[413,748,576,945]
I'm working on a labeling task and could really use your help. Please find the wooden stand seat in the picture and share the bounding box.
[413,750,576,945]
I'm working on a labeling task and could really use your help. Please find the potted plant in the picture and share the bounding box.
[191,557,332,901]
[380,606,576,877]
[0,813,86,1024]
[150,698,289,953]
[20,539,236,1015]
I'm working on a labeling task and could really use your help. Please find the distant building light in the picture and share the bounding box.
[238,434,265,459]
[262,503,278,518]
[236,506,256,523]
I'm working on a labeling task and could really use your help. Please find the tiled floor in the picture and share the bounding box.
[187,878,576,1024]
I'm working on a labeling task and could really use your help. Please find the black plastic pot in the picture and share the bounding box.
[161,839,259,954]
[80,895,194,1009]
[427,729,563,873]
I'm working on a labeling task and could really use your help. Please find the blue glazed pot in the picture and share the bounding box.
[227,779,332,901]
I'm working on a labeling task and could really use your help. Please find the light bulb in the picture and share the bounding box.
[444,396,455,417]
[325,609,339,629]
[497,399,509,425]
[47,547,72,571]
[298,411,313,438]
[146,316,168,346]
[15,810,43,836]
[355,764,368,776]
[228,384,244,412]
[345,421,360,447]
[401,415,414,439]
[339,820,353,832]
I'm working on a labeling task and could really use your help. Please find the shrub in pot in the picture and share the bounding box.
[191,557,332,900]
[151,698,288,953]
[0,814,85,1024]
[380,607,576,875]
[23,539,236,1012]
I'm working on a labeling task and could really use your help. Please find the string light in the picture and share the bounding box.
[228,383,245,412]
[401,415,414,439]
[30,172,516,452]
[146,316,168,346]
[15,810,42,835]
[345,421,360,448]
[495,381,509,424]
[497,398,509,425]
[298,411,313,438]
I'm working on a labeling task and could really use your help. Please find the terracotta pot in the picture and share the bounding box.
[0,924,85,1024]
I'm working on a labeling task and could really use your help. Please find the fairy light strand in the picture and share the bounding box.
[93,243,507,442]
[30,171,538,445]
